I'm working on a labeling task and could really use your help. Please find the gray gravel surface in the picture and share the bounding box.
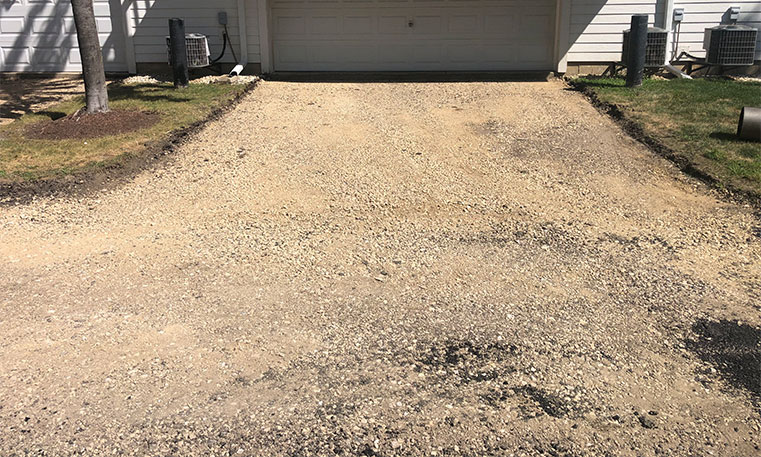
[1,80,760,456]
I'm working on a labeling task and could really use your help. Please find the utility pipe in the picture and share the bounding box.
[665,64,692,79]
[230,0,248,76]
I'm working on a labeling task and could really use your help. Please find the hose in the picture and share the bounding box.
[211,25,237,65]
[227,24,238,63]
[211,30,228,64]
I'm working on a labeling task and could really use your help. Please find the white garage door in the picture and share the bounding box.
[271,0,556,72]
[0,0,127,73]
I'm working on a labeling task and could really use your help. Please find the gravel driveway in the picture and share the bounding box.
[1,80,760,456]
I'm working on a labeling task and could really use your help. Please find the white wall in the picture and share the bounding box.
[672,0,761,59]
[564,0,761,64]
[566,0,659,63]
[126,0,261,66]
[0,0,127,72]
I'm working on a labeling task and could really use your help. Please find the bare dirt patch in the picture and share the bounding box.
[25,109,160,140]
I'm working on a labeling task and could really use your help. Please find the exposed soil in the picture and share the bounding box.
[25,108,160,140]
[1,80,760,456]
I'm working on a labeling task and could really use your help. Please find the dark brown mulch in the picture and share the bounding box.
[25,109,160,140]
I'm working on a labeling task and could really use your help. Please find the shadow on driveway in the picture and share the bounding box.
[686,319,761,406]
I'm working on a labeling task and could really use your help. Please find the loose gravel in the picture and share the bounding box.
[122,75,259,86]
[1,80,760,456]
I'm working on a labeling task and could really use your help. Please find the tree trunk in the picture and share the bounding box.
[71,0,109,113]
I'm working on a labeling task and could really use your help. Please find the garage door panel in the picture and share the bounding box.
[520,15,553,40]
[1,47,31,65]
[32,47,65,65]
[0,0,127,72]
[272,0,555,71]
[411,44,442,63]
[413,16,442,34]
[276,16,308,34]
[0,18,26,34]
[311,16,341,34]
[378,15,408,34]
[449,43,517,63]
[345,16,374,34]
[483,13,517,36]
[448,15,478,33]
[378,44,409,63]
[518,44,552,64]
[278,44,310,64]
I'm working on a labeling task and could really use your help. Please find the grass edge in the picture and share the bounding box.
[567,78,761,210]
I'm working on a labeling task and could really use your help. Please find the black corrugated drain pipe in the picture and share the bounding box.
[738,107,761,142]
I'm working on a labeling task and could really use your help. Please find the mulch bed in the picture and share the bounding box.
[25,109,160,140]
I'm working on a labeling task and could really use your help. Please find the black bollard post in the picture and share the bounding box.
[169,18,189,88]
[626,14,648,88]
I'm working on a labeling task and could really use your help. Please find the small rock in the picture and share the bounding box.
[639,415,657,429]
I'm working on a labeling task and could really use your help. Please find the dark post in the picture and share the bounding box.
[169,18,189,88]
[626,14,648,88]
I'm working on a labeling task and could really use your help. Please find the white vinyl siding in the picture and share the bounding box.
[0,0,127,72]
[1,1,757,74]
[672,0,761,59]
[127,0,261,66]
[567,0,659,63]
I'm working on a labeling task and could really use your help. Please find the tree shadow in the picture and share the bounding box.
[0,76,83,122]
[108,84,191,103]
[36,110,67,121]
[686,319,761,406]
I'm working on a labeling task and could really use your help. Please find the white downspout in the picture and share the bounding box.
[662,0,675,65]
[661,0,692,78]
[665,64,692,79]
[230,0,248,76]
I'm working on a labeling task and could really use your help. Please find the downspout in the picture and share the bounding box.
[665,63,692,79]
[660,0,692,79]
[661,0,674,65]
[230,0,248,76]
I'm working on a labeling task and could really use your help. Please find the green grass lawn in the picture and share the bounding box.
[0,81,251,182]
[573,77,761,198]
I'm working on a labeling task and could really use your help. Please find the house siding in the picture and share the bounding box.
[566,0,660,64]
[127,0,261,66]
[0,0,127,72]
[1,1,758,73]
[671,0,761,59]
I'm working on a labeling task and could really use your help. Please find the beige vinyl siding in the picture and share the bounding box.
[672,0,761,59]
[567,0,659,63]
[127,0,261,65]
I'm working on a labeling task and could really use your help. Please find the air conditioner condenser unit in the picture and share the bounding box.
[703,25,758,66]
[166,33,211,68]
[622,27,668,67]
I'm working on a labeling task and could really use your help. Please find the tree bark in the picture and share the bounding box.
[71,0,109,113]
